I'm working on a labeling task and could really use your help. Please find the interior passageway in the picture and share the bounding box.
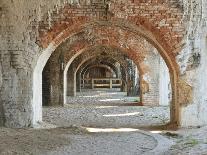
[2,0,207,154]
[67,88,139,106]
[43,88,170,128]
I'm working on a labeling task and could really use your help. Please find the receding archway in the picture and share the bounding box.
[33,19,180,128]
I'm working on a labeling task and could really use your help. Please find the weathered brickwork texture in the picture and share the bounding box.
[0,0,207,128]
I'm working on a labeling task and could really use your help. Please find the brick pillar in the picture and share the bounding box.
[42,58,63,106]
[110,79,113,89]
[67,65,76,96]
[76,72,81,92]
[120,66,127,92]
[92,79,94,89]
[126,60,139,96]
[0,62,4,126]
[0,97,4,126]
[141,52,160,106]
[42,64,51,106]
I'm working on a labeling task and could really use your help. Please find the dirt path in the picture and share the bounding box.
[0,90,206,154]
[0,125,174,155]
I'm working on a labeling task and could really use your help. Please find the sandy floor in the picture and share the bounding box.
[0,125,173,155]
[43,105,170,128]
[67,89,140,106]
[0,89,207,154]
[1,125,207,155]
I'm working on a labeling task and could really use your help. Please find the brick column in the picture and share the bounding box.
[141,53,160,106]
[42,57,63,106]
[92,79,94,89]
[67,64,76,97]
[110,79,113,89]
[0,62,4,126]
[76,72,81,92]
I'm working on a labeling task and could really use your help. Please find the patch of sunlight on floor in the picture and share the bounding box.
[95,106,119,109]
[99,99,122,102]
[86,128,139,133]
[81,95,98,98]
[100,92,119,95]
[103,112,140,117]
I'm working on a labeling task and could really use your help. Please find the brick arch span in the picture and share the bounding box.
[84,65,116,77]
[63,43,146,95]
[34,5,184,126]
[38,1,185,55]
[77,56,129,85]
[59,24,154,77]
[42,23,177,105]
[77,57,129,92]
[39,20,181,74]
[58,26,163,106]
[49,25,154,106]
[80,60,123,79]
[77,58,129,92]
[66,50,130,96]
[61,44,135,102]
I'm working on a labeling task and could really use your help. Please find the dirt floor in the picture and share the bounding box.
[0,89,207,155]
[1,125,207,155]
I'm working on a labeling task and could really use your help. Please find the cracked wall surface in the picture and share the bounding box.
[0,0,206,128]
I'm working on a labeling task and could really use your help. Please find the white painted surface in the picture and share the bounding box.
[159,58,171,106]
[32,44,56,126]
[181,32,207,127]
[64,50,85,104]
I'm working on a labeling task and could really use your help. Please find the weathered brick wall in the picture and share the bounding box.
[1,0,207,128]
[39,0,185,55]
[178,0,207,127]
[0,0,70,127]
[67,63,77,97]
[42,61,51,106]
[0,59,3,125]
[142,49,160,106]
[0,2,34,126]
[41,24,154,105]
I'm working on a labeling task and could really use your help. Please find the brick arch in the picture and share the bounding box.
[77,58,129,92]
[39,19,181,72]
[59,26,152,75]
[80,61,118,77]
[84,65,116,77]
[65,44,164,109]
[39,1,185,56]
[75,57,129,92]
[58,28,161,106]
[62,44,144,89]
[34,3,184,127]
[77,55,129,82]
[40,30,178,126]
[79,60,123,79]
[62,39,147,80]
[66,51,130,96]
[63,45,133,99]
